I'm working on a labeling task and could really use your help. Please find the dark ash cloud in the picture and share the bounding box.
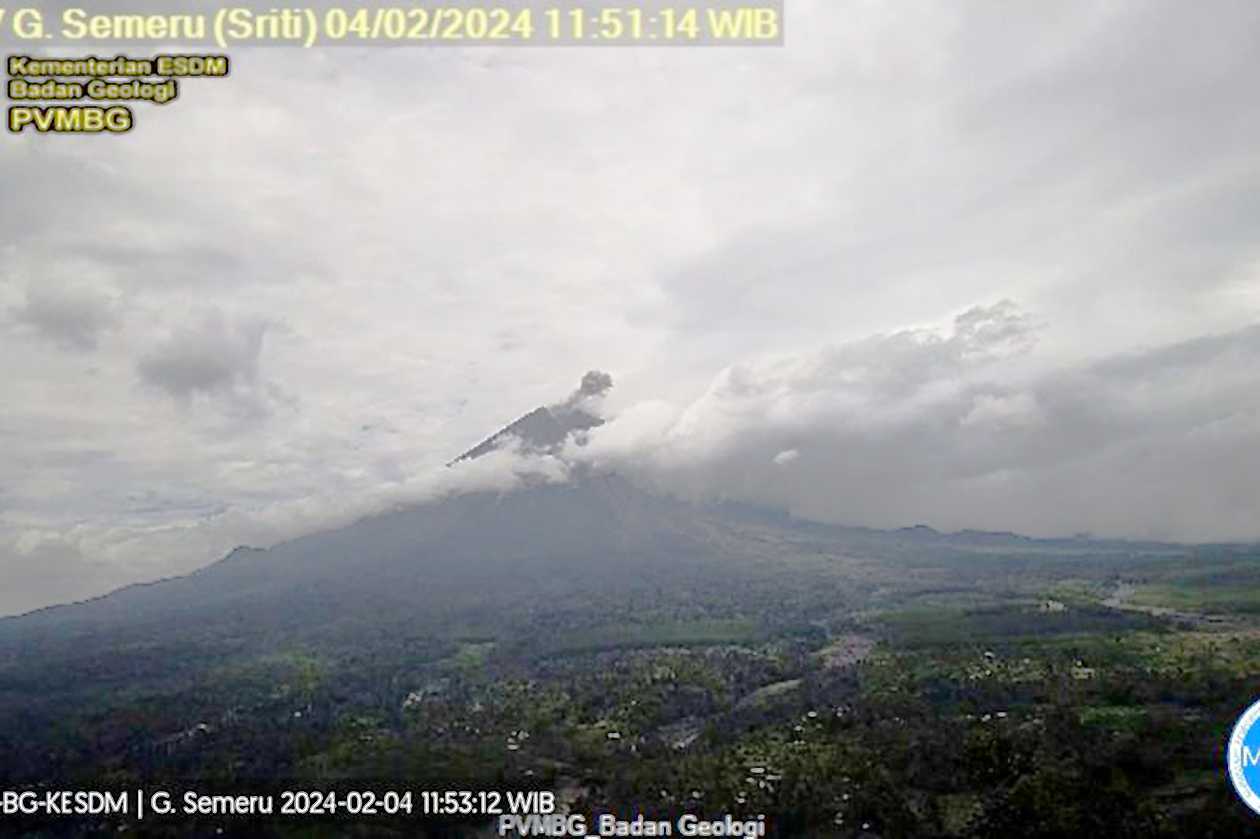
[554,369,614,411]
[576,370,613,399]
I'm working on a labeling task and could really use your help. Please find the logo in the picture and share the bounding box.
[1228,699,1260,814]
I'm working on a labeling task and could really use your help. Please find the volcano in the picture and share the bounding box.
[0,377,751,660]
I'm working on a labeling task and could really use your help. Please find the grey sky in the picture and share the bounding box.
[2,1,1260,615]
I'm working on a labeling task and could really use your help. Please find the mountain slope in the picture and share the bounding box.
[450,404,603,464]
[0,472,725,645]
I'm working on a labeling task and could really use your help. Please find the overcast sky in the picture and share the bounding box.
[3,0,1260,615]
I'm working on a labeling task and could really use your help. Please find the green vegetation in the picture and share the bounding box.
[1131,583,1260,614]
[2,539,1259,836]
[533,618,764,656]
[874,603,1165,648]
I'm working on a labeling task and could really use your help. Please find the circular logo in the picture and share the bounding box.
[1228,699,1260,814]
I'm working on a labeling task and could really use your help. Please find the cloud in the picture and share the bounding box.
[0,532,126,617]
[11,282,116,351]
[960,392,1043,430]
[577,308,1260,543]
[136,308,282,416]
[772,449,799,466]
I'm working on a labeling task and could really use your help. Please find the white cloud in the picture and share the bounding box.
[578,313,1260,543]
[772,449,799,466]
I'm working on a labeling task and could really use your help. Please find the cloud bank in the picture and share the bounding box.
[577,305,1260,542]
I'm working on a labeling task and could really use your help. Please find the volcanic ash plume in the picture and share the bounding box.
[557,370,613,410]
